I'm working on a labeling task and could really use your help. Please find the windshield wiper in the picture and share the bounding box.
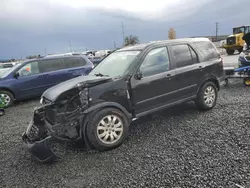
[94,73,109,77]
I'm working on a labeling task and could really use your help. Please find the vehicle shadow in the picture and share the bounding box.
[13,97,40,107]
[129,102,199,136]
[67,102,200,152]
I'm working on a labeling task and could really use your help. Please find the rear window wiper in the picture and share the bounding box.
[94,73,109,77]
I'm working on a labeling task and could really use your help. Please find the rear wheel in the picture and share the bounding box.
[226,49,235,55]
[0,90,14,108]
[195,82,218,110]
[86,108,129,151]
[243,78,250,86]
[238,47,243,53]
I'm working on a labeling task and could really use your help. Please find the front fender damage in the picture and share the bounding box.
[22,92,89,163]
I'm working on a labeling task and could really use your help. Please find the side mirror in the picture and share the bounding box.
[14,72,20,79]
[135,72,143,80]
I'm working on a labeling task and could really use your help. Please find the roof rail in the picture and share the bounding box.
[45,52,84,57]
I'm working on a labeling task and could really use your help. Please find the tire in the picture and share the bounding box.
[226,49,235,55]
[0,90,14,108]
[243,78,250,86]
[225,78,229,87]
[0,109,5,116]
[86,108,129,151]
[195,82,218,110]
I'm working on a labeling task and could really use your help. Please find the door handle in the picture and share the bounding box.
[166,73,174,80]
[37,75,49,79]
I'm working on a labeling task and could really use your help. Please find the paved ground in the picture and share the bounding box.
[1,55,250,188]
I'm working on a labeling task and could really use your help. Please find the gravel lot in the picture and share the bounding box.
[1,63,250,187]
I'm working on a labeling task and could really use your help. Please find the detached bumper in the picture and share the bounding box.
[22,133,57,163]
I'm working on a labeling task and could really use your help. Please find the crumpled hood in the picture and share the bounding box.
[42,75,112,102]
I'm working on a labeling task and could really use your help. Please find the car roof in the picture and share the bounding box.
[20,54,88,64]
[42,54,86,60]
[117,38,210,52]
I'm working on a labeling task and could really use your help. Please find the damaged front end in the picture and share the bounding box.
[22,87,89,163]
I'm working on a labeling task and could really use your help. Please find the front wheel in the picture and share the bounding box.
[0,90,14,108]
[86,108,129,151]
[195,82,218,110]
[226,49,235,55]
[243,78,250,86]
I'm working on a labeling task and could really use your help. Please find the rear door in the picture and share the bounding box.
[130,47,179,115]
[38,58,70,91]
[169,43,201,99]
[63,56,93,79]
[192,41,223,81]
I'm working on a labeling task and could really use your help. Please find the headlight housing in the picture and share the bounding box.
[79,88,89,107]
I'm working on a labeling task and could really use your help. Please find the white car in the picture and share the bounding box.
[0,62,20,77]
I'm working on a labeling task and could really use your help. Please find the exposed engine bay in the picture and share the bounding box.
[25,87,89,143]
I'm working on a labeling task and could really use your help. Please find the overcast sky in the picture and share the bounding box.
[0,0,249,59]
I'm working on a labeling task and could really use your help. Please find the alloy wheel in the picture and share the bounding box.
[204,86,216,107]
[96,115,124,145]
[0,93,11,107]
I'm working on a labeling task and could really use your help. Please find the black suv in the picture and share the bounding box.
[22,38,224,163]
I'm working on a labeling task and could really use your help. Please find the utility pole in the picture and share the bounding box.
[113,41,117,49]
[121,22,125,46]
[69,40,73,53]
[216,22,219,41]
[44,48,47,56]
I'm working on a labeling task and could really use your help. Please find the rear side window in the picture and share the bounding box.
[172,44,194,68]
[193,41,220,61]
[189,46,199,64]
[63,57,87,68]
[39,58,65,73]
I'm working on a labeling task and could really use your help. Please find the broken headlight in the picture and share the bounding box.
[79,88,89,108]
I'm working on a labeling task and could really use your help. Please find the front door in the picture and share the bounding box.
[12,60,46,99]
[130,47,179,115]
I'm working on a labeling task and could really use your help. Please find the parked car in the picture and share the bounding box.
[0,55,93,107]
[0,62,21,79]
[0,62,15,69]
[22,38,224,163]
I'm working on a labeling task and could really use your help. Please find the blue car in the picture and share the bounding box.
[0,55,94,107]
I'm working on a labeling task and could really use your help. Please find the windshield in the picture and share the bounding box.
[233,27,245,34]
[89,51,141,77]
[0,63,22,78]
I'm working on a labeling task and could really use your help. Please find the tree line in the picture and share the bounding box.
[124,28,176,46]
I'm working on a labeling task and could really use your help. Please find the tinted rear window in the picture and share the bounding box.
[193,41,220,61]
[172,44,193,68]
[39,58,65,73]
[63,57,87,68]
